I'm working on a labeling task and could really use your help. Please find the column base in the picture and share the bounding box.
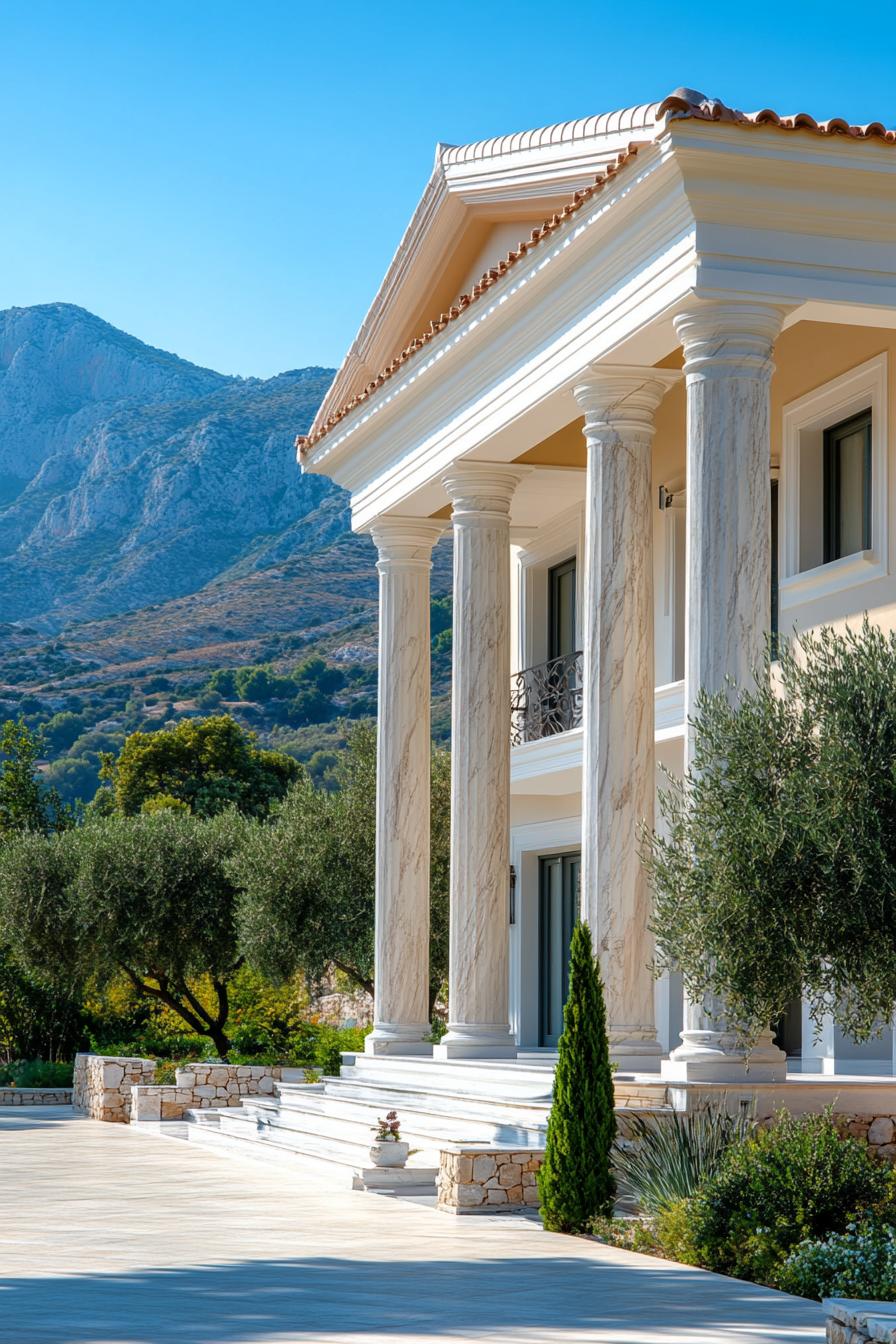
[433,1023,517,1060]
[662,1029,786,1083]
[365,1024,433,1057]
[609,1029,663,1074]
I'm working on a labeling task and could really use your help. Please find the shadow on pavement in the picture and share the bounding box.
[0,1253,826,1343]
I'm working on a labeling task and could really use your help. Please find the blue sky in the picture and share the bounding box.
[1,1,894,378]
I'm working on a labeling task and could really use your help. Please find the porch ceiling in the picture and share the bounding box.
[509,466,584,530]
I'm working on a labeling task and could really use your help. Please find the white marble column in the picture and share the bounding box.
[365,518,446,1056]
[434,464,527,1059]
[574,367,679,1073]
[663,298,789,1082]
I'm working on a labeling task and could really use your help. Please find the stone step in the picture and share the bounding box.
[183,1106,438,1193]
[313,1082,548,1145]
[333,1057,669,1111]
[313,1074,549,1113]
[330,1070,553,1118]
[237,1096,442,1160]
[614,1081,669,1107]
[259,1085,546,1150]
[338,1053,557,1100]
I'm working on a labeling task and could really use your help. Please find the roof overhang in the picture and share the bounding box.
[302,100,896,533]
[309,103,661,437]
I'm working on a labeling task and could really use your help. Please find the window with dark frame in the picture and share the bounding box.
[823,409,872,563]
[548,557,577,662]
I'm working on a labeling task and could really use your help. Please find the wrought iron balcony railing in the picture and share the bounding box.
[510,650,583,746]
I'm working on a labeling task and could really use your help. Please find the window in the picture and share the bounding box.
[548,558,576,662]
[824,410,872,563]
[780,353,888,611]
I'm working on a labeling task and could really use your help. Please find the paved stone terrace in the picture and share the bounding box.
[0,1108,825,1343]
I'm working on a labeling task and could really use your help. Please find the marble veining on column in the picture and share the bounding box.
[435,464,528,1059]
[575,368,678,1071]
[664,299,790,1082]
[366,518,446,1055]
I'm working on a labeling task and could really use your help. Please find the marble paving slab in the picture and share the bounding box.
[0,1108,825,1343]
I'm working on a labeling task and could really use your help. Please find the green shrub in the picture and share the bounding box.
[90,1029,209,1060]
[687,1110,893,1285]
[592,1215,665,1256]
[615,1106,753,1215]
[0,1058,73,1088]
[538,922,615,1233]
[311,1024,367,1075]
[777,1219,896,1301]
[655,1197,700,1264]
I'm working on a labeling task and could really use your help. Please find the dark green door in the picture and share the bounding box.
[539,853,580,1047]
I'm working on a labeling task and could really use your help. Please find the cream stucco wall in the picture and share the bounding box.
[508,318,896,1057]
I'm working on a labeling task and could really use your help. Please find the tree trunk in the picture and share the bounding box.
[205,1021,232,1059]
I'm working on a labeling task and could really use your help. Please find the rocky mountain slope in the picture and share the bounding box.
[0,304,342,627]
[0,304,452,802]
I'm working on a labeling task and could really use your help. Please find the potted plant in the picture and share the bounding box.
[369,1110,409,1168]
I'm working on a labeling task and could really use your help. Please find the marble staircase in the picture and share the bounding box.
[179,1053,670,1193]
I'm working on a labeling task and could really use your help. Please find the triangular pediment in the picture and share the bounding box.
[311,102,661,434]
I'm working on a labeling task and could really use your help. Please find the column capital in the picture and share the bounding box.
[674,298,791,381]
[368,516,447,568]
[441,462,530,520]
[574,364,681,435]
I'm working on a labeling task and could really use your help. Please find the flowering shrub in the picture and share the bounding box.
[777,1220,896,1301]
[685,1110,893,1285]
[373,1110,401,1142]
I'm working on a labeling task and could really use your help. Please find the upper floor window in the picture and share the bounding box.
[548,557,577,661]
[780,353,888,612]
[824,409,872,563]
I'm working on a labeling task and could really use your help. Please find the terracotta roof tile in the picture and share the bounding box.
[296,143,645,457]
[657,89,896,145]
[298,92,895,459]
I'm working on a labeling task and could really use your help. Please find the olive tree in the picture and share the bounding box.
[0,809,246,1056]
[236,722,450,1012]
[98,714,299,818]
[647,619,896,1048]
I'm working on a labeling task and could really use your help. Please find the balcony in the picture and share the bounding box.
[510,650,583,746]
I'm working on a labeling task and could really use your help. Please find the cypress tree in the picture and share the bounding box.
[538,920,616,1232]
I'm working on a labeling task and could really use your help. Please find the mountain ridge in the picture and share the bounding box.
[0,302,452,805]
[0,303,341,628]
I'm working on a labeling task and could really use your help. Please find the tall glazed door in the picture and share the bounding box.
[539,853,580,1047]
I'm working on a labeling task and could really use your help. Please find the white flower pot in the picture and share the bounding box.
[369,1140,409,1168]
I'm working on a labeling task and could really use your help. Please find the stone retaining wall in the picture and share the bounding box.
[131,1064,283,1122]
[826,1297,896,1342]
[73,1053,157,1123]
[836,1115,896,1164]
[437,1146,544,1213]
[0,1088,72,1106]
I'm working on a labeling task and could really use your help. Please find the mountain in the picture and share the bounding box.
[0,304,343,627]
[0,304,452,802]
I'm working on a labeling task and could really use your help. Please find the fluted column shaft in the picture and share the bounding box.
[365,518,446,1056]
[575,367,678,1072]
[435,464,527,1059]
[664,298,789,1081]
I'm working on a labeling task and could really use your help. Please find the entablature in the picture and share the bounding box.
[304,126,896,536]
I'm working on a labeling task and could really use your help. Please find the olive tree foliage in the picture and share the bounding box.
[0,719,70,836]
[236,722,450,1012]
[0,721,81,1060]
[98,715,299,818]
[0,809,247,1057]
[646,619,896,1048]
